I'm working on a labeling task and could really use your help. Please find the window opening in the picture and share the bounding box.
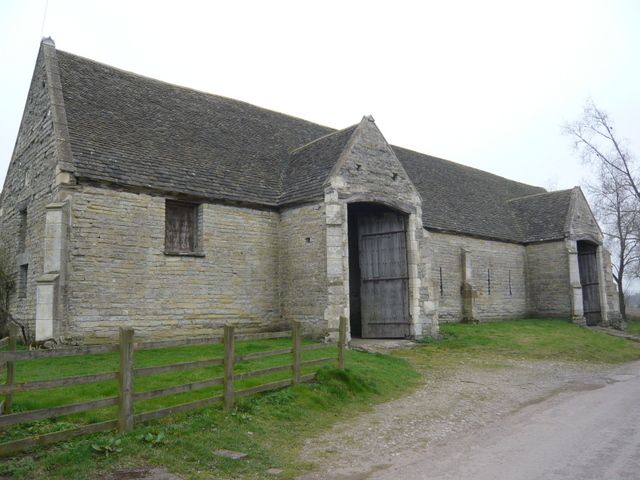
[165,200,199,253]
[18,208,27,252]
[19,264,28,299]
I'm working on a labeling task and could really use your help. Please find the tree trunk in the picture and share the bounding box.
[616,278,627,320]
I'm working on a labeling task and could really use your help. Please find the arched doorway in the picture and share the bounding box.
[577,240,602,325]
[347,203,410,338]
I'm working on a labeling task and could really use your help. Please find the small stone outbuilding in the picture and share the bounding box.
[0,39,621,342]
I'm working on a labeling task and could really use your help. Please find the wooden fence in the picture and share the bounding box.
[0,317,348,457]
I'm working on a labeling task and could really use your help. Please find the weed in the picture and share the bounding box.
[91,437,122,457]
[139,431,167,446]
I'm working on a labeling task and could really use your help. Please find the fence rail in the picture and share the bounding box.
[0,317,348,457]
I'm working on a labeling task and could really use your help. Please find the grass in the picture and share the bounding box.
[627,321,640,334]
[2,318,640,479]
[625,306,640,334]
[626,312,640,335]
[402,318,640,375]
[0,339,420,479]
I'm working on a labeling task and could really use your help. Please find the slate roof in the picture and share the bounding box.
[53,48,571,244]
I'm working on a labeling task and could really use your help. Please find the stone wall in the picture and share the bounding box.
[0,46,58,332]
[66,186,281,341]
[278,202,327,334]
[525,241,571,318]
[430,232,528,322]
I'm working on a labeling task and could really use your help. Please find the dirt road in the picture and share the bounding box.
[298,357,638,479]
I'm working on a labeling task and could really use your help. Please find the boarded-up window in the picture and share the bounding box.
[165,200,199,253]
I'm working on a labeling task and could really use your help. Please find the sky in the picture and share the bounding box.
[1,0,639,195]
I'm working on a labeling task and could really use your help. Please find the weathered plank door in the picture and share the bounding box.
[358,210,410,338]
[578,243,602,326]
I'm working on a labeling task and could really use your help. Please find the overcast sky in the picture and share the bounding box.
[1,0,639,194]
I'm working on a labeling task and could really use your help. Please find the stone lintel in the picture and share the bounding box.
[45,202,67,210]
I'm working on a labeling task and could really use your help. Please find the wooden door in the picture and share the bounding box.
[358,210,410,338]
[578,243,602,326]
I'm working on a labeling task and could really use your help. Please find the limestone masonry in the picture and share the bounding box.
[0,39,622,343]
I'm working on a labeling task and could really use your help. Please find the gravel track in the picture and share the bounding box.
[297,356,615,480]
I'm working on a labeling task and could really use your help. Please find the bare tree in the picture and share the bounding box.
[565,100,640,319]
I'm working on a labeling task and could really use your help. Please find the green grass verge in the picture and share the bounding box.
[404,318,640,371]
[0,340,420,480]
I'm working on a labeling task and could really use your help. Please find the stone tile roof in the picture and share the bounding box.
[279,125,358,205]
[394,147,546,242]
[54,48,570,243]
[508,189,574,242]
[56,50,333,206]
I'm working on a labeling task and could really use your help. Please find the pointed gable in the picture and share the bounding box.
[565,187,602,241]
[1,41,58,209]
[328,117,421,208]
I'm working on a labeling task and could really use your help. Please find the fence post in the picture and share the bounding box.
[3,325,18,415]
[223,324,235,410]
[292,320,301,384]
[338,316,347,370]
[118,327,134,432]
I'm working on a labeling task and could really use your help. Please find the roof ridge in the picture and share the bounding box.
[55,49,336,134]
[507,188,573,203]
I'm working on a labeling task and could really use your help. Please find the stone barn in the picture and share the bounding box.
[0,39,621,343]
